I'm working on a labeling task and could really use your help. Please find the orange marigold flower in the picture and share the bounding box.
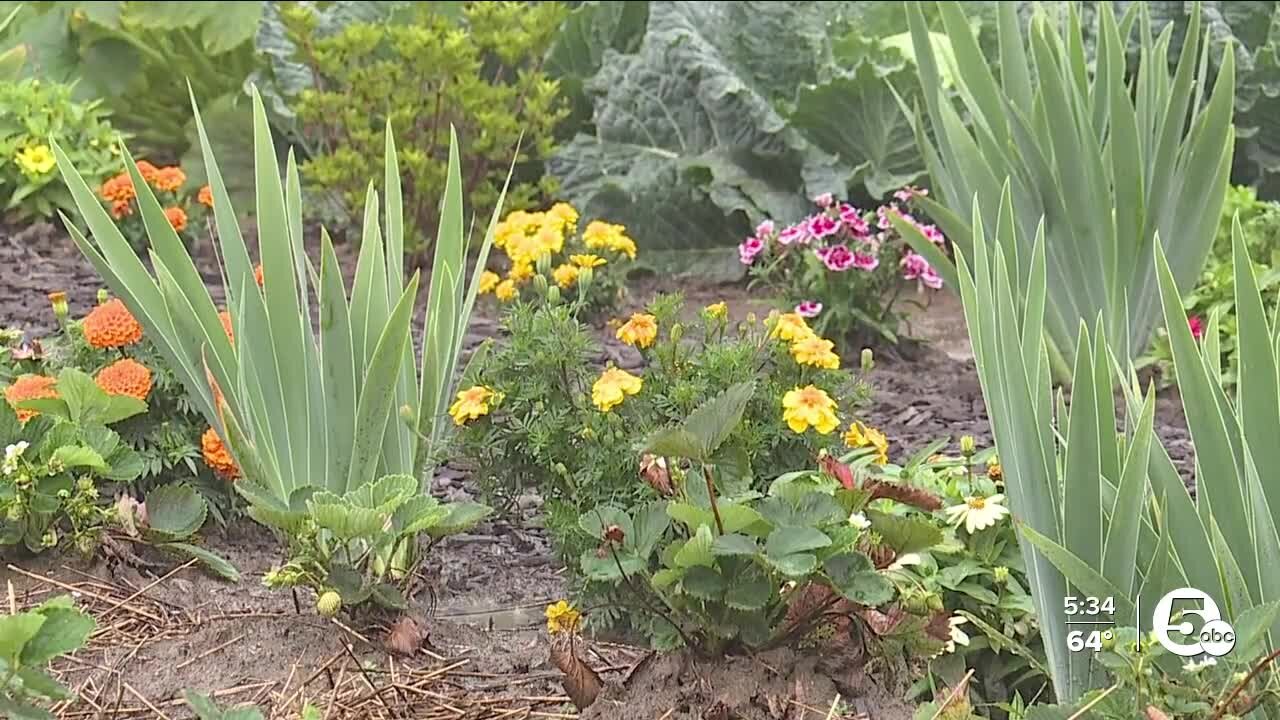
[110,199,133,219]
[135,160,160,184]
[83,298,142,349]
[164,206,187,233]
[99,173,136,203]
[254,263,264,287]
[153,166,186,192]
[218,310,234,345]
[197,184,213,208]
[95,358,152,402]
[4,375,58,423]
[201,427,239,480]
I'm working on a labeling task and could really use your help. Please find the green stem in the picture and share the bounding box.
[702,464,724,535]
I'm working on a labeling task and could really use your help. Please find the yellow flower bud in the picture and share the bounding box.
[960,435,976,456]
[860,348,875,372]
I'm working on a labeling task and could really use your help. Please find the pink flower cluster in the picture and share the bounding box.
[739,188,949,291]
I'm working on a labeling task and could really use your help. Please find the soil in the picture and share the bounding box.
[0,220,1199,718]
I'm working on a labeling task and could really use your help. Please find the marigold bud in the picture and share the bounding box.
[48,292,68,321]
[97,289,109,305]
[546,286,562,305]
[316,590,342,618]
[960,435,976,456]
[860,348,875,372]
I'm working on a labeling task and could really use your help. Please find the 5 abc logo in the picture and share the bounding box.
[1151,588,1236,658]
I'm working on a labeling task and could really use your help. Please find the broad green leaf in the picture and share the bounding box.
[631,501,670,558]
[825,552,894,606]
[580,505,634,541]
[427,502,491,538]
[765,527,831,558]
[768,553,818,577]
[145,484,208,539]
[712,533,759,557]
[347,473,416,512]
[309,501,386,541]
[681,566,725,600]
[866,510,943,555]
[161,543,240,582]
[674,525,716,568]
[392,496,448,536]
[52,446,108,473]
[19,599,92,666]
[644,429,702,461]
[13,667,68,700]
[0,613,44,664]
[724,575,772,611]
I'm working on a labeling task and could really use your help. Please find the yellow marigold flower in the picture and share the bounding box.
[592,367,643,412]
[552,263,579,289]
[4,375,58,423]
[495,279,517,302]
[616,313,658,349]
[770,312,815,343]
[449,385,497,425]
[95,358,153,402]
[197,184,213,208]
[164,206,187,233]
[201,427,239,480]
[477,270,500,294]
[549,202,579,231]
[571,254,606,269]
[507,261,534,284]
[705,302,728,320]
[15,145,56,175]
[545,600,581,634]
[782,385,839,434]
[610,234,637,260]
[844,421,888,464]
[152,166,186,192]
[82,298,142,349]
[791,335,840,369]
[535,225,564,256]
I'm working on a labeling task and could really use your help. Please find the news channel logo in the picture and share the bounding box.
[1151,587,1236,657]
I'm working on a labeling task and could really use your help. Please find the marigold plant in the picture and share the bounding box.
[82,298,143,349]
[98,160,208,252]
[95,358,153,402]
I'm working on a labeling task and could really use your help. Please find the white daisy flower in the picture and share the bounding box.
[945,615,970,653]
[943,493,1010,533]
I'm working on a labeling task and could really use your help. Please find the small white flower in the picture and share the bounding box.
[943,493,1010,534]
[1183,657,1217,674]
[4,441,29,462]
[945,615,970,653]
[847,512,870,530]
[888,553,922,571]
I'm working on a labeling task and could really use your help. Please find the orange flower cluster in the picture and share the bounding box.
[83,298,142,349]
[5,375,58,423]
[201,427,239,480]
[197,185,213,208]
[153,166,185,192]
[95,358,152,402]
[99,161,194,229]
[165,206,187,233]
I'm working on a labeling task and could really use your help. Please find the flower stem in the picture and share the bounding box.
[702,464,725,535]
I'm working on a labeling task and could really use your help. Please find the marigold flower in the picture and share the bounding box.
[844,421,888,464]
[100,173,136,203]
[791,335,840,369]
[201,427,239,480]
[449,385,496,425]
[552,264,579,289]
[15,145,56,175]
[770,312,815,343]
[570,254,606,269]
[987,457,1003,482]
[478,270,500,294]
[83,298,142,348]
[218,310,234,345]
[508,261,534,284]
[197,184,213,208]
[164,206,187,233]
[615,313,657,349]
[704,302,728,320]
[549,202,579,231]
[95,358,152,401]
[4,375,58,423]
[135,160,161,184]
[153,166,186,192]
[494,279,517,302]
[943,494,1010,534]
[545,600,581,634]
[583,220,637,259]
[110,199,133,219]
[782,385,839,434]
[592,367,642,412]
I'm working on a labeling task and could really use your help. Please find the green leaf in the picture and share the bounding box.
[643,429,702,461]
[824,553,895,606]
[580,505,634,540]
[0,613,44,664]
[631,501,670,558]
[99,395,148,425]
[370,583,408,611]
[0,696,55,720]
[724,574,772,611]
[673,525,716,568]
[682,381,756,460]
[51,445,108,473]
[145,484,209,540]
[681,566,725,600]
[427,501,491,539]
[392,496,448,536]
[309,500,385,541]
[13,666,68,700]
[765,527,831,558]
[1230,600,1280,661]
[712,533,759,557]
[160,543,240,582]
[767,553,817,577]
[866,510,942,554]
[347,473,417,512]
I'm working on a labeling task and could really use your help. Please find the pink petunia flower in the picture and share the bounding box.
[894,186,929,203]
[814,192,835,208]
[808,213,840,240]
[819,244,856,272]
[796,301,823,318]
[839,203,870,237]
[902,252,944,289]
[1188,315,1205,341]
[852,253,879,272]
[877,205,897,230]
[738,236,765,265]
[779,223,809,246]
[920,224,946,246]
[755,219,776,239]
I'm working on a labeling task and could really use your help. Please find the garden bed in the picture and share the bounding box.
[0,222,1197,719]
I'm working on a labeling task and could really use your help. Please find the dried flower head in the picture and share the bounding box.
[639,453,673,496]
[82,298,142,348]
[4,375,58,423]
[95,358,153,401]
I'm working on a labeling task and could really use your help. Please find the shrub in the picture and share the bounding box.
[282,1,570,253]
[740,189,948,348]
[1145,185,1280,389]
[477,202,638,314]
[904,1,1235,378]
[53,91,499,614]
[0,78,120,222]
[0,594,95,718]
[97,160,212,253]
